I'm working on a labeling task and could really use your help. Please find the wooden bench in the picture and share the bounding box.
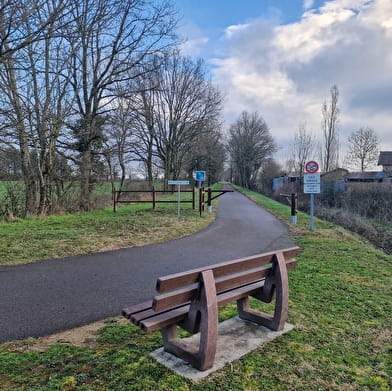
[122,246,300,371]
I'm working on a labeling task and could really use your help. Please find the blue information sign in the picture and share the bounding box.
[195,171,206,181]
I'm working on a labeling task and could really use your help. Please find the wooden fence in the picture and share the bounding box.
[112,186,195,212]
[113,186,234,216]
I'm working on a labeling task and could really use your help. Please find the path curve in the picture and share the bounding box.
[0,189,293,343]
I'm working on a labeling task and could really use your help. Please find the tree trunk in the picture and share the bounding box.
[79,149,92,211]
[5,54,38,215]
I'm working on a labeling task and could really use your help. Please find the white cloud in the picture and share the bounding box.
[210,0,392,166]
[303,0,315,10]
[180,37,209,56]
[177,20,210,56]
[224,23,250,38]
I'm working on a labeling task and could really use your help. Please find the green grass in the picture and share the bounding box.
[0,186,391,390]
[0,190,214,265]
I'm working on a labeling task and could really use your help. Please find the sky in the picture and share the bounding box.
[173,0,392,169]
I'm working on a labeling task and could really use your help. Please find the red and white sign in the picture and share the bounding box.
[305,161,319,174]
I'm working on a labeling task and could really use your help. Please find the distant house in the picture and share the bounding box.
[345,171,384,183]
[321,168,349,182]
[272,172,300,191]
[320,168,348,192]
[378,151,392,180]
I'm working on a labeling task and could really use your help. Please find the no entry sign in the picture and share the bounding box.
[304,161,319,231]
[305,161,319,174]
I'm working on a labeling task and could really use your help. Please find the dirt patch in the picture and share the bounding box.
[6,316,127,353]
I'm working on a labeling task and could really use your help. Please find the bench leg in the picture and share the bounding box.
[237,252,289,331]
[161,270,218,371]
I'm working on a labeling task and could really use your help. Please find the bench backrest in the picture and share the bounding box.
[153,246,300,312]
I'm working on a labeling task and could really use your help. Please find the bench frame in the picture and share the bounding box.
[123,246,300,370]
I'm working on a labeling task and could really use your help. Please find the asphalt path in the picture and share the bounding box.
[0,189,293,343]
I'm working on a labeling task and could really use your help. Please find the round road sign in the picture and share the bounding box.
[305,161,319,174]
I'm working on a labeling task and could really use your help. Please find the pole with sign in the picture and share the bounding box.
[168,180,190,216]
[304,161,320,231]
[194,170,206,190]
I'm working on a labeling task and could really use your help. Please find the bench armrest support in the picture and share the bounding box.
[161,269,218,371]
[237,251,289,331]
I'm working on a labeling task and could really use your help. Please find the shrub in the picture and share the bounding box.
[343,183,392,223]
[0,181,26,220]
[264,181,392,254]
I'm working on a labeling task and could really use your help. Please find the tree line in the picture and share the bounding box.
[228,85,382,196]
[1,1,379,219]
[0,0,226,216]
[287,85,380,178]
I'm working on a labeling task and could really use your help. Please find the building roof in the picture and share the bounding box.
[346,171,384,181]
[321,168,349,177]
[378,151,392,166]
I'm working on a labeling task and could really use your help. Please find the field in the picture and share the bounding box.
[0,187,212,266]
[0,180,162,220]
[0,187,390,390]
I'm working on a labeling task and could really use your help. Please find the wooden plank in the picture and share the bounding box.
[215,260,297,294]
[153,284,198,312]
[152,259,297,312]
[122,300,152,319]
[131,308,156,326]
[141,306,190,332]
[217,280,265,306]
[131,302,192,326]
[139,280,266,332]
[153,266,270,312]
[156,247,300,292]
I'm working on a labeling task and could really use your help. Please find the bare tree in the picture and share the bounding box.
[104,95,136,192]
[258,158,283,195]
[133,52,222,185]
[64,0,177,210]
[0,50,37,214]
[0,0,72,215]
[126,71,159,186]
[184,127,226,186]
[287,123,314,178]
[346,127,379,171]
[320,85,340,172]
[228,111,276,190]
[0,0,70,61]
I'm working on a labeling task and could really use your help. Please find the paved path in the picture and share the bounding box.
[0,189,293,343]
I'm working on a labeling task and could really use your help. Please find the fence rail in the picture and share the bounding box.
[113,186,234,216]
[113,186,195,212]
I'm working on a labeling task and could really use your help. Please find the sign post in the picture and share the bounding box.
[168,180,190,216]
[304,161,320,231]
[194,170,206,190]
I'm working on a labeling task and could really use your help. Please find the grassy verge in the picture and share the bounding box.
[0,187,391,390]
[0,192,214,266]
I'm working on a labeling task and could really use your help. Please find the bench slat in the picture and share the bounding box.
[122,300,153,319]
[130,301,191,326]
[216,258,297,296]
[156,247,300,293]
[217,280,265,306]
[152,259,297,312]
[141,306,190,332]
[140,280,266,332]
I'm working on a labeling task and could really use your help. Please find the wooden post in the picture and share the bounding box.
[199,187,205,216]
[291,193,297,224]
[113,189,117,213]
[152,186,156,210]
[199,188,201,216]
[207,188,212,212]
